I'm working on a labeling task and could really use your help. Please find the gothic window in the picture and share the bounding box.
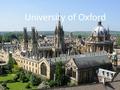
[41,63,47,76]
[69,68,76,78]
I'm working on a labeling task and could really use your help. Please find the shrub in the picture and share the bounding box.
[13,73,20,82]
[6,80,15,83]
[48,80,57,87]
[30,74,41,86]
[1,81,7,87]
[25,83,31,89]
[19,71,29,82]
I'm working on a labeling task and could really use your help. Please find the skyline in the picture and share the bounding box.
[0,0,120,31]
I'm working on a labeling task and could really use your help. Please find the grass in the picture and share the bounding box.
[0,74,15,81]
[7,82,28,90]
[7,82,37,90]
[0,74,37,90]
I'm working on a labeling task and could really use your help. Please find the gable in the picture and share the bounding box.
[65,58,77,69]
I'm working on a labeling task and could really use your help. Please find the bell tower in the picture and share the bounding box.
[23,27,28,51]
[54,16,64,53]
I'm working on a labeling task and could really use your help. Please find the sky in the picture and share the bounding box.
[0,0,120,31]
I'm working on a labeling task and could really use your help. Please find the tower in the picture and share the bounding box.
[54,16,64,53]
[23,27,28,51]
[31,27,38,57]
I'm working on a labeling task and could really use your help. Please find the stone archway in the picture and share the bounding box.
[41,62,47,76]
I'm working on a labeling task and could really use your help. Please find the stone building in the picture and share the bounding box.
[85,21,113,53]
[13,50,113,85]
[21,16,68,60]
[65,51,112,84]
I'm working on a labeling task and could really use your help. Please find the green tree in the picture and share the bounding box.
[7,53,14,72]
[117,36,120,46]
[55,61,70,86]
[13,73,20,82]
[48,80,57,87]
[0,35,2,43]
[30,74,41,86]
[25,83,31,89]
[19,71,28,82]
[55,61,64,86]
[78,34,82,39]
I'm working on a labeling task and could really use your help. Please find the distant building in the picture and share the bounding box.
[86,21,113,53]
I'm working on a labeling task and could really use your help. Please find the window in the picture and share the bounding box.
[36,70,37,73]
[111,73,114,77]
[102,71,104,75]
[35,64,37,67]
[69,68,76,78]
[107,72,109,76]
[41,63,47,76]
[32,63,34,66]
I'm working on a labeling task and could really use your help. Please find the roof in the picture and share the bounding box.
[92,21,109,36]
[72,54,111,69]
[49,51,109,66]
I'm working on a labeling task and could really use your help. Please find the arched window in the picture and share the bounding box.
[68,68,76,78]
[41,63,47,76]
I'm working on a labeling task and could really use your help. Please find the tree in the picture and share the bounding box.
[30,74,41,86]
[1,81,9,89]
[55,61,70,86]
[55,61,65,86]
[25,83,31,89]
[117,36,120,46]
[7,53,14,72]
[25,71,32,80]
[48,80,57,87]
[19,71,28,82]
[78,34,82,39]
[0,35,2,43]
[13,73,20,82]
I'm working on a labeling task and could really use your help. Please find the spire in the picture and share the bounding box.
[58,13,61,28]
[23,27,28,43]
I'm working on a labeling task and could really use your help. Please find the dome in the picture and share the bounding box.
[92,21,108,36]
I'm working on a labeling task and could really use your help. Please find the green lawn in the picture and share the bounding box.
[7,82,28,90]
[0,74,37,90]
[7,82,37,90]
[0,74,15,81]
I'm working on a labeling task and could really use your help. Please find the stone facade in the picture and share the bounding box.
[85,21,113,53]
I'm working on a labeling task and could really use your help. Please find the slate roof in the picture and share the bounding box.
[48,51,110,67]
[73,55,111,69]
